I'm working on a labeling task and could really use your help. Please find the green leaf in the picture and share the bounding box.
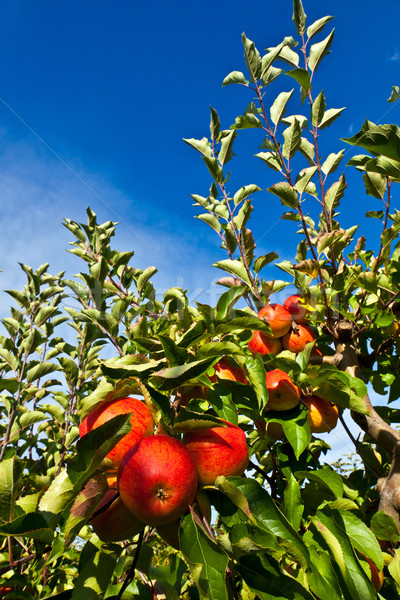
[308,29,334,72]
[307,16,334,40]
[136,266,158,295]
[71,537,123,600]
[180,513,229,600]
[213,259,253,288]
[0,512,54,543]
[307,544,342,600]
[295,166,318,194]
[370,510,400,544]
[150,358,217,391]
[295,467,343,498]
[337,509,383,571]
[196,213,222,233]
[324,174,346,213]
[388,85,400,103]
[202,156,224,183]
[253,252,279,273]
[26,361,59,384]
[232,113,262,129]
[282,118,302,159]
[218,129,237,166]
[242,33,262,82]
[270,90,294,126]
[268,181,299,208]
[362,171,386,199]
[286,69,310,92]
[222,70,249,87]
[216,286,246,320]
[319,107,345,129]
[215,477,310,566]
[342,120,400,162]
[173,409,224,433]
[0,457,22,524]
[281,405,311,459]
[210,106,220,140]
[245,354,268,412]
[284,474,304,531]
[183,137,212,158]
[0,348,19,372]
[292,0,307,35]
[311,90,326,127]
[321,151,344,176]
[233,184,262,206]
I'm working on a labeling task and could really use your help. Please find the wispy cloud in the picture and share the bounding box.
[389,48,400,62]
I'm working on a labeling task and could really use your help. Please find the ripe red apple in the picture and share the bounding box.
[283,294,308,324]
[210,357,247,384]
[118,434,198,526]
[302,396,339,433]
[265,369,300,411]
[248,330,283,356]
[282,323,316,354]
[91,476,145,542]
[183,419,249,486]
[156,489,212,549]
[79,396,154,468]
[258,304,292,338]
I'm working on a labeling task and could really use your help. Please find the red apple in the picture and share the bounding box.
[248,330,283,356]
[210,357,247,384]
[118,434,198,526]
[79,396,154,468]
[91,476,145,542]
[283,294,308,324]
[183,420,249,486]
[282,323,316,354]
[302,396,339,433]
[265,369,300,411]
[258,304,292,338]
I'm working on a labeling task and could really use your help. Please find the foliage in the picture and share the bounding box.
[1,1,400,598]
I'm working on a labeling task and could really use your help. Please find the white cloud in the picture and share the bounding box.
[389,49,400,62]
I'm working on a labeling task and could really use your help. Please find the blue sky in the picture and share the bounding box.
[0,0,399,310]
[0,0,399,461]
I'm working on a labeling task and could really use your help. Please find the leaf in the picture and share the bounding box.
[295,468,343,498]
[321,151,344,176]
[295,166,318,194]
[281,405,311,459]
[342,120,400,162]
[388,85,400,103]
[324,174,346,212]
[0,457,22,524]
[308,29,334,72]
[232,113,262,129]
[216,286,247,320]
[245,354,268,412]
[173,409,225,433]
[233,184,262,206]
[284,474,304,531]
[71,537,123,600]
[213,259,253,288]
[270,90,294,126]
[370,510,400,544]
[202,156,224,183]
[0,512,54,543]
[242,33,262,82]
[292,0,307,35]
[136,266,158,295]
[286,69,310,92]
[150,358,217,391]
[210,106,220,140]
[183,137,212,157]
[180,513,229,600]
[282,118,302,159]
[319,107,345,129]
[337,509,383,571]
[26,361,59,384]
[307,544,342,600]
[253,252,279,274]
[268,181,299,208]
[307,16,334,40]
[218,129,237,166]
[237,554,314,599]
[215,477,309,566]
[311,90,326,127]
[362,171,386,199]
[222,70,249,87]
[0,348,19,371]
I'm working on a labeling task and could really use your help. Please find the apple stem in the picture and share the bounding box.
[116,529,145,600]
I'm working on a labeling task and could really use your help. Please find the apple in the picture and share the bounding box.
[265,369,300,411]
[302,395,339,433]
[118,434,198,526]
[91,476,145,542]
[266,421,285,440]
[248,330,283,356]
[156,490,212,549]
[282,323,317,354]
[210,357,247,384]
[258,304,292,338]
[283,294,308,324]
[183,419,249,486]
[79,396,154,468]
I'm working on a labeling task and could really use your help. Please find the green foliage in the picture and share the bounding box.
[1,1,400,598]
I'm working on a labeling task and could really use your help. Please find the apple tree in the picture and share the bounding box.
[1,0,400,598]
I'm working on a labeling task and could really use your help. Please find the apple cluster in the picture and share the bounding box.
[79,396,249,545]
